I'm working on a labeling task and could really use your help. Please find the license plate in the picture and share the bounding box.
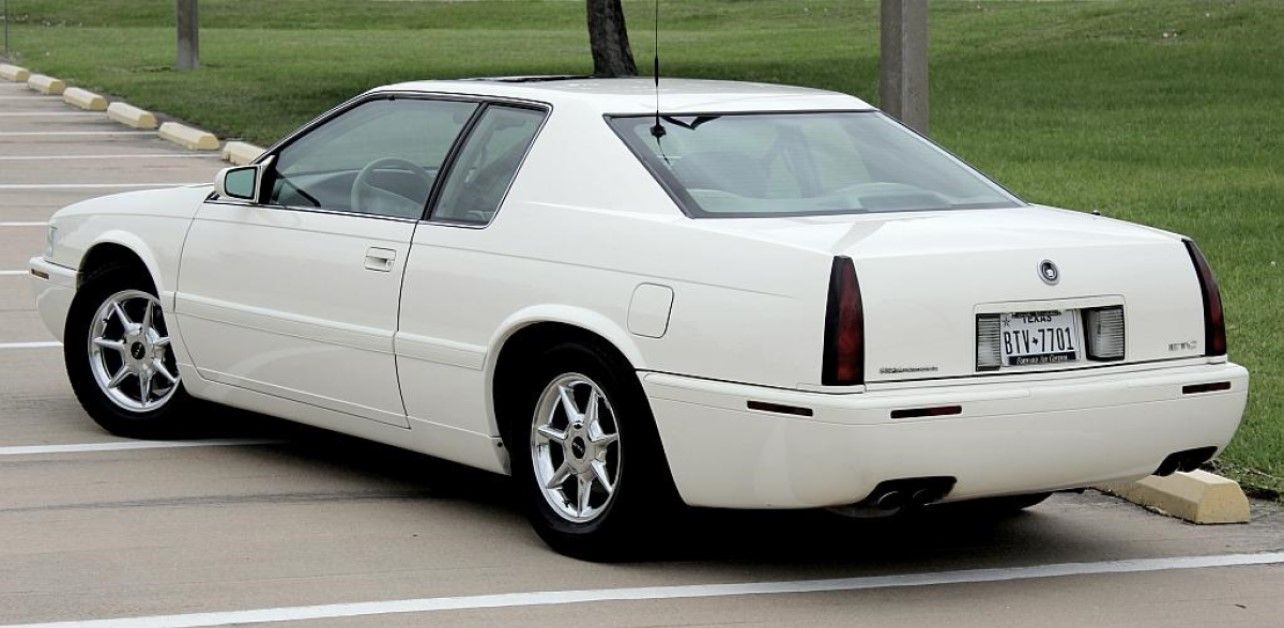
[1000,310,1079,366]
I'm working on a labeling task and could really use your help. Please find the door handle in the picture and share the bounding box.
[364,247,396,272]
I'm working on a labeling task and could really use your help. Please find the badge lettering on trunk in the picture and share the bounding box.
[1038,260,1060,285]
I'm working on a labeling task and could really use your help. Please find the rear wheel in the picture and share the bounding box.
[65,265,199,438]
[507,341,678,561]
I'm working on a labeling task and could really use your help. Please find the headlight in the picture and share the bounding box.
[44,225,58,260]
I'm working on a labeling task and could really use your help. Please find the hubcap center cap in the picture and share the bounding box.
[570,437,587,459]
[130,342,146,360]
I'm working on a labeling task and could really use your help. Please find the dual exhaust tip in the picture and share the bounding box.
[1154,446,1218,477]
[832,476,957,518]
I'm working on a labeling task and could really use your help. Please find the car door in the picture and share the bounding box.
[176,95,480,427]
[396,103,548,451]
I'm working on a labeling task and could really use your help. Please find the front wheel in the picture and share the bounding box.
[507,342,678,561]
[65,266,199,438]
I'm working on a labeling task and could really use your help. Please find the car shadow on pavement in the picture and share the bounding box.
[189,408,1126,568]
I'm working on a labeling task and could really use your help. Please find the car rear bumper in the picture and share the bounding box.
[641,361,1249,509]
[28,256,77,343]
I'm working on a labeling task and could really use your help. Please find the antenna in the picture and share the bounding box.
[649,0,665,139]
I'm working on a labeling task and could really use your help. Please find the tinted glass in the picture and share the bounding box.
[433,106,545,225]
[610,112,1022,217]
[268,98,478,219]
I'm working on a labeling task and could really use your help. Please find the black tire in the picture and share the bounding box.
[505,341,679,561]
[64,264,200,439]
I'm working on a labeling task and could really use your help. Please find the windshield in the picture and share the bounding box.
[609,111,1023,217]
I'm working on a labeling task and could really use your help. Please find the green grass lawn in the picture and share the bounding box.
[3,0,1281,494]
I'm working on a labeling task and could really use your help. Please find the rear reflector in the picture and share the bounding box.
[1183,239,1227,357]
[891,405,962,419]
[1183,381,1232,395]
[1083,306,1125,361]
[822,256,865,386]
[975,314,1001,371]
[746,400,814,417]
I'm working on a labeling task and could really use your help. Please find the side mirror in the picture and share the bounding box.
[214,165,262,201]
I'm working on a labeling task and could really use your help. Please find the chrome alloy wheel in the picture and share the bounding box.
[86,289,180,412]
[530,373,622,523]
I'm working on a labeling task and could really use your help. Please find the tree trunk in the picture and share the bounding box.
[587,0,637,77]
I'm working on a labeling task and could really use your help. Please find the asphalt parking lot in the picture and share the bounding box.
[2,78,1284,627]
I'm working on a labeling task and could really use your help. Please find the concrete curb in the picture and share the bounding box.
[62,87,109,111]
[106,102,159,130]
[26,74,66,95]
[0,63,30,82]
[221,141,265,166]
[1096,470,1250,524]
[159,121,219,151]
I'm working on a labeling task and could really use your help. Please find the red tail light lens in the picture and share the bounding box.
[1183,239,1226,357]
[822,256,865,385]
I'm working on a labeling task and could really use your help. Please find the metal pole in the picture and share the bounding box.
[879,0,929,134]
[176,0,199,70]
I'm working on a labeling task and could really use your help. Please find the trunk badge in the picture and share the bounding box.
[1038,260,1060,285]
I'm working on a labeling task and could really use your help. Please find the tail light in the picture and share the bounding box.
[1183,239,1227,357]
[822,256,864,386]
[1083,306,1125,361]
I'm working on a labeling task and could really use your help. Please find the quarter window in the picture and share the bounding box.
[267,98,478,219]
[432,105,545,225]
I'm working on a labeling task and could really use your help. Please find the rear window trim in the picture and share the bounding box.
[605,109,1027,219]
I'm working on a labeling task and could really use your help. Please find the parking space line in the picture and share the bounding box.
[9,551,1283,628]
[0,131,158,137]
[0,438,280,457]
[0,222,48,227]
[0,112,104,117]
[0,183,200,190]
[0,154,211,161]
[0,270,28,276]
[0,342,61,350]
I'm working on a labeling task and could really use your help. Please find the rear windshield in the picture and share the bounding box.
[608,111,1023,218]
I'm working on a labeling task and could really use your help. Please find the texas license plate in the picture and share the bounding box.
[1000,310,1080,366]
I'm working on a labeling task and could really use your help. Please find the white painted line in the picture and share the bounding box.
[0,131,157,137]
[0,221,49,227]
[0,153,211,161]
[0,438,280,457]
[0,183,199,190]
[10,551,1284,628]
[0,270,28,276]
[0,111,103,117]
[0,341,61,350]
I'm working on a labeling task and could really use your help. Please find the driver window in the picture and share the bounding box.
[267,98,478,219]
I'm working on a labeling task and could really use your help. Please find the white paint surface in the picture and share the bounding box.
[0,222,48,227]
[0,153,210,161]
[0,438,279,457]
[0,341,61,350]
[0,131,156,137]
[7,552,1283,627]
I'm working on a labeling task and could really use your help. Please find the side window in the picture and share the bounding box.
[267,98,478,219]
[432,106,545,225]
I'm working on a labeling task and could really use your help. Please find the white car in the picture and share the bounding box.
[29,78,1248,559]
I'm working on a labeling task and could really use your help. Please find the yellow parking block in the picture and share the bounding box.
[106,102,159,130]
[1096,470,1250,524]
[62,87,109,111]
[0,64,30,82]
[26,74,66,95]
[221,141,266,166]
[158,122,220,151]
